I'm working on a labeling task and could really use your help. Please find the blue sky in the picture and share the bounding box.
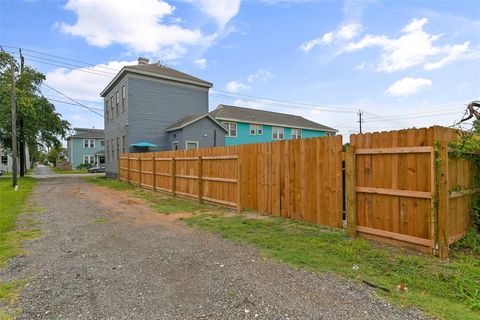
[1,0,479,137]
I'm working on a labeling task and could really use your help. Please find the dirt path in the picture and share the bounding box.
[1,176,429,319]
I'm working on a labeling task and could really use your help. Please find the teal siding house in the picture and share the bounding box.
[66,128,105,169]
[209,105,337,146]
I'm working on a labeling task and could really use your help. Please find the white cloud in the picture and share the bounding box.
[247,69,273,83]
[226,81,250,93]
[345,17,471,72]
[386,77,432,97]
[190,0,241,28]
[194,58,207,70]
[45,60,136,102]
[58,0,238,60]
[300,23,361,52]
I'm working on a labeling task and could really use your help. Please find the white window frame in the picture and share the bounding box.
[100,140,105,147]
[121,85,126,112]
[172,141,179,150]
[1,155,7,165]
[185,140,199,150]
[83,139,95,148]
[272,127,284,140]
[249,124,263,135]
[222,121,237,137]
[291,128,302,139]
[83,155,94,164]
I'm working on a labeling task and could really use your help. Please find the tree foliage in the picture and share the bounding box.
[0,52,70,157]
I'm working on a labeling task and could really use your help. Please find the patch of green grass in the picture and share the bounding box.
[90,218,110,224]
[50,167,88,174]
[0,178,39,318]
[451,229,480,256]
[82,176,135,191]
[185,213,480,320]
[133,189,218,214]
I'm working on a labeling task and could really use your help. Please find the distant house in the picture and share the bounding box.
[209,105,337,145]
[100,57,224,178]
[0,147,31,173]
[66,128,105,169]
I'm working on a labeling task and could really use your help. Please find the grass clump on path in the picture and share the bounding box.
[0,177,39,319]
[185,213,480,320]
[82,176,135,191]
[50,167,88,174]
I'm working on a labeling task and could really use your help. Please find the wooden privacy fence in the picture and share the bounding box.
[120,154,241,209]
[346,126,478,258]
[119,136,344,228]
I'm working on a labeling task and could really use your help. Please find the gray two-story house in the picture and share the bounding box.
[100,58,226,178]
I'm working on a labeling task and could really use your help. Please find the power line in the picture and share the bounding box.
[45,97,104,111]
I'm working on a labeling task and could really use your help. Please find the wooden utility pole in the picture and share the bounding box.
[10,57,18,187]
[358,110,363,134]
[19,48,26,177]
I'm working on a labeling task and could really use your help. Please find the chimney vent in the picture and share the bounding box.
[138,57,149,65]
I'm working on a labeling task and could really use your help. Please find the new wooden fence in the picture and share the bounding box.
[346,126,477,258]
[119,136,344,228]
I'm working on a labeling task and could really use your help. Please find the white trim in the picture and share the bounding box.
[214,117,337,133]
[185,140,199,150]
[83,139,95,148]
[83,155,95,164]
[166,114,228,132]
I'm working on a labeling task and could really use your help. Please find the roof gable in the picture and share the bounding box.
[209,105,337,132]
[165,114,228,132]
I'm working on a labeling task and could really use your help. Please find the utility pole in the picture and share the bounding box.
[358,109,364,134]
[10,55,18,187]
[19,48,26,177]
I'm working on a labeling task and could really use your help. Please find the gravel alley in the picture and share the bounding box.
[1,170,429,320]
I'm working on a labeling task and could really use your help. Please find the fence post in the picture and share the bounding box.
[127,155,130,184]
[171,157,176,196]
[138,156,142,187]
[236,155,243,213]
[198,156,203,203]
[434,127,450,259]
[152,156,156,191]
[346,146,357,238]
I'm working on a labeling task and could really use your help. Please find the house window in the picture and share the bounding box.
[222,122,237,137]
[115,91,119,116]
[272,127,284,140]
[1,155,7,165]
[186,141,198,150]
[100,140,105,147]
[111,139,115,160]
[326,132,335,136]
[116,137,120,159]
[172,141,179,150]
[106,141,109,161]
[250,124,263,135]
[105,100,109,121]
[122,85,126,112]
[109,96,113,119]
[83,155,94,164]
[291,128,302,139]
[83,139,94,148]
[121,135,126,153]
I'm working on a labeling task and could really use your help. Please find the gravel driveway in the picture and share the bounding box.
[1,173,429,320]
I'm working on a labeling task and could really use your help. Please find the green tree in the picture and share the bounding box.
[0,52,70,171]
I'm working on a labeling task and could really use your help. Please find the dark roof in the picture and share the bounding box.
[165,114,228,132]
[209,105,337,132]
[101,63,212,96]
[68,128,104,139]
[127,64,212,87]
